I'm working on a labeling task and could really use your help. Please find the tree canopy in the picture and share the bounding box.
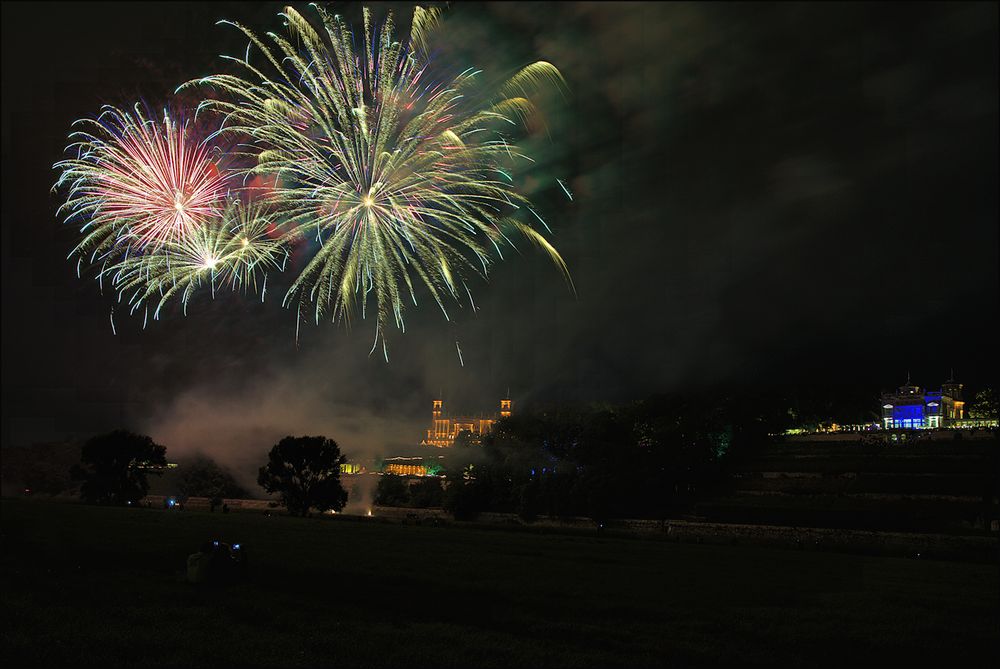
[375,474,409,507]
[177,454,248,503]
[438,393,784,522]
[72,430,167,505]
[257,436,348,516]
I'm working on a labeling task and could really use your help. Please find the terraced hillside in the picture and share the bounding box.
[698,438,999,535]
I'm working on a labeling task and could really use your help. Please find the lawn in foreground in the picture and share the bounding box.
[2,499,996,668]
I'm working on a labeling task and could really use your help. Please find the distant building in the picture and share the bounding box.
[880,377,965,429]
[382,456,444,477]
[421,398,512,447]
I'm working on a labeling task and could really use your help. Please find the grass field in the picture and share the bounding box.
[2,499,997,668]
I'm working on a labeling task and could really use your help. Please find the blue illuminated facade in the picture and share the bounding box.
[880,378,964,429]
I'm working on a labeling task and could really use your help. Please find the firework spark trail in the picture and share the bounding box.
[111,198,287,319]
[181,5,573,357]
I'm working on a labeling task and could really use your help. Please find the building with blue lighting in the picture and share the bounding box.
[880,377,965,429]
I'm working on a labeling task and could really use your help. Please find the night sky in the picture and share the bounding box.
[2,2,997,467]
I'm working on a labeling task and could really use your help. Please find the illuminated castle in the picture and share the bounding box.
[880,376,964,429]
[421,398,512,447]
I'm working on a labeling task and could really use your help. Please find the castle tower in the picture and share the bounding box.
[500,398,512,419]
[426,399,451,446]
[941,377,964,420]
[942,379,963,402]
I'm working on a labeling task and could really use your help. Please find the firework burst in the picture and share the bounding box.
[183,5,572,356]
[111,198,288,321]
[54,104,232,260]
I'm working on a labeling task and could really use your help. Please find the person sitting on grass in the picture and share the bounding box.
[186,540,247,584]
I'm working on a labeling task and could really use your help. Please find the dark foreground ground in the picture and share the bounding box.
[2,499,997,668]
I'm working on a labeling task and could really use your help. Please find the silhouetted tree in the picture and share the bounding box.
[177,455,248,509]
[257,436,348,516]
[409,477,444,508]
[10,444,77,497]
[442,477,482,520]
[441,439,489,519]
[24,463,76,497]
[375,474,410,506]
[71,430,167,505]
[431,394,786,522]
[516,478,543,522]
[3,441,81,497]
